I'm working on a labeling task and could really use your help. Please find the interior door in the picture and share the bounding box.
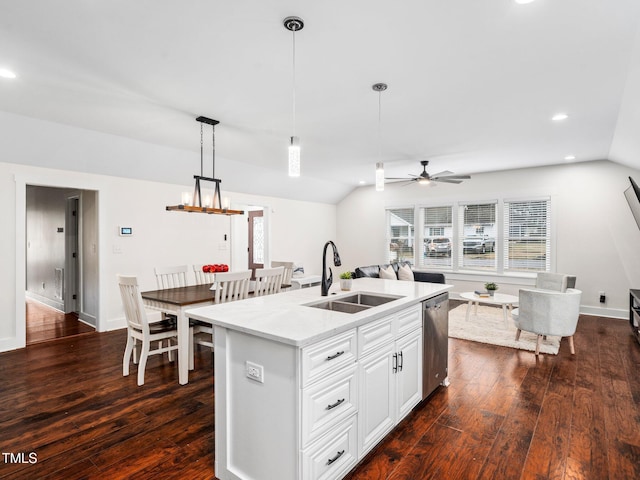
[248,210,264,279]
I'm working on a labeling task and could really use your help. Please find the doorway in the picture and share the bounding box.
[248,209,264,279]
[25,185,97,344]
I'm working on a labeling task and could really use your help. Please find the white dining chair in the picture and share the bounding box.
[191,270,252,353]
[254,266,285,297]
[271,261,294,291]
[192,264,216,286]
[118,274,192,386]
[154,265,189,325]
[154,265,189,288]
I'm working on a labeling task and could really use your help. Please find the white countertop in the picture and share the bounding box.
[186,277,452,347]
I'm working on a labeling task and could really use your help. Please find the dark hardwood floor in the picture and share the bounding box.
[1,309,638,479]
[26,298,95,345]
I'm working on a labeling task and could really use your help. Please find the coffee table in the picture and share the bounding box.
[460,291,519,328]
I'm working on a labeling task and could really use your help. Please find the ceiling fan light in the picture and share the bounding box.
[418,178,430,185]
[375,162,384,191]
[288,136,300,177]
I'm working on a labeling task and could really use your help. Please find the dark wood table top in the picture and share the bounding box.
[141,284,215,307]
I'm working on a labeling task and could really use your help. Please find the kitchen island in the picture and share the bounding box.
[187,277,452,480]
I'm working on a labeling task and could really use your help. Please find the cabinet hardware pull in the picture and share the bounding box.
[398,351,403,372]
[326,398,345,410]
[326,351,345,361]
[326,450,345,465]
[392,353,398,373]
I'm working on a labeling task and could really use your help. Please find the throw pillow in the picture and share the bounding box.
[397,264,414,281]
[379,265,397,280]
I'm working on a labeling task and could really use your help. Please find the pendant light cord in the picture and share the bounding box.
[292,27,297,137]
[200,122,204,177]
[378,90,382,159]
[212,123,216,179]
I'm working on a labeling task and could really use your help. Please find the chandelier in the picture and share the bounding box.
[166,116,244,215]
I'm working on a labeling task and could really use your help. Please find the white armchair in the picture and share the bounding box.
[535,272,576,292]
[511,288,581,356]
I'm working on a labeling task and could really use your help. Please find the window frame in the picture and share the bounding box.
[386,195,553,277]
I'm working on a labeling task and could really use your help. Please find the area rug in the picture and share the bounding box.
[448,303,560,355]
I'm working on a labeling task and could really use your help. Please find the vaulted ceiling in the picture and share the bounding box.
[2,1,640,203]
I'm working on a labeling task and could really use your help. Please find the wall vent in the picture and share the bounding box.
[54,268,64,299]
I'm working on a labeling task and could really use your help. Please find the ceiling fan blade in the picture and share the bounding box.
[433,178,463,184]
[430,170,453,177]
[432,174,471,180]
[385,177,412,180]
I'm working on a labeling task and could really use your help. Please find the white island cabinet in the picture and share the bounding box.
[186,277,451,480]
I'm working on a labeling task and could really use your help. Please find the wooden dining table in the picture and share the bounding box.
[141,284,216,385]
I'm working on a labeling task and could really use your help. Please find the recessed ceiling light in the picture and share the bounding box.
[515,0,536,4]
[564,155,576,161]
[359,180,366,185]
[552,113,569,121]
[0,68,17,79]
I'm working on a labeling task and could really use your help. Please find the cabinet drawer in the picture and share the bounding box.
[301,329,357,387]
[301,415,358,480]
[302,364,357,447]
[396,304,421,337]
[358,315,394,358]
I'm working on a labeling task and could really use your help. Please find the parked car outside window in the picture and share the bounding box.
[463,236,495,254]
[424,237,451,256]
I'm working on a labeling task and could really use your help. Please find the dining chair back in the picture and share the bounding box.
[254,266,285,296]
[118,275,184,386]
[154,265,189,289]
[192,265,216,285]
[191,270,253,352]
[214,270,252,303]
[271,261,294,290]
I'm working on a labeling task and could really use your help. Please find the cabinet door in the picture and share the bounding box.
[358,341,395,458]
[395,328,423,421]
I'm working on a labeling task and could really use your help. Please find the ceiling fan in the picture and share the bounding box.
[386,160,470,186]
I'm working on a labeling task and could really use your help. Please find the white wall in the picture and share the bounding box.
[337,160,640,318]
[0,160,335,351]
[230,194,337,276]
[0,118,336,352]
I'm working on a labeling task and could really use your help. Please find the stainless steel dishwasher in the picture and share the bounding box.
[422,292,449,399]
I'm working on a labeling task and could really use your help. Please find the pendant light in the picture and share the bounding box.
[284,16,304,177]
[372,83,388,191]
[166,116,244,215]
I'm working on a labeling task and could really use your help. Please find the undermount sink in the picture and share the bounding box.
[304,292,404,314]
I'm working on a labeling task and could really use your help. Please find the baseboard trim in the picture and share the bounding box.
[579,305,626,320]
[25,291,64,311]
[450,293,626,320]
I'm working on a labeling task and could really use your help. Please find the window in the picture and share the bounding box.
[386,208,414,264]
[420,206,453,269]
[458,202,497,271]
[385,198,551,275]
[504,199,550,272]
